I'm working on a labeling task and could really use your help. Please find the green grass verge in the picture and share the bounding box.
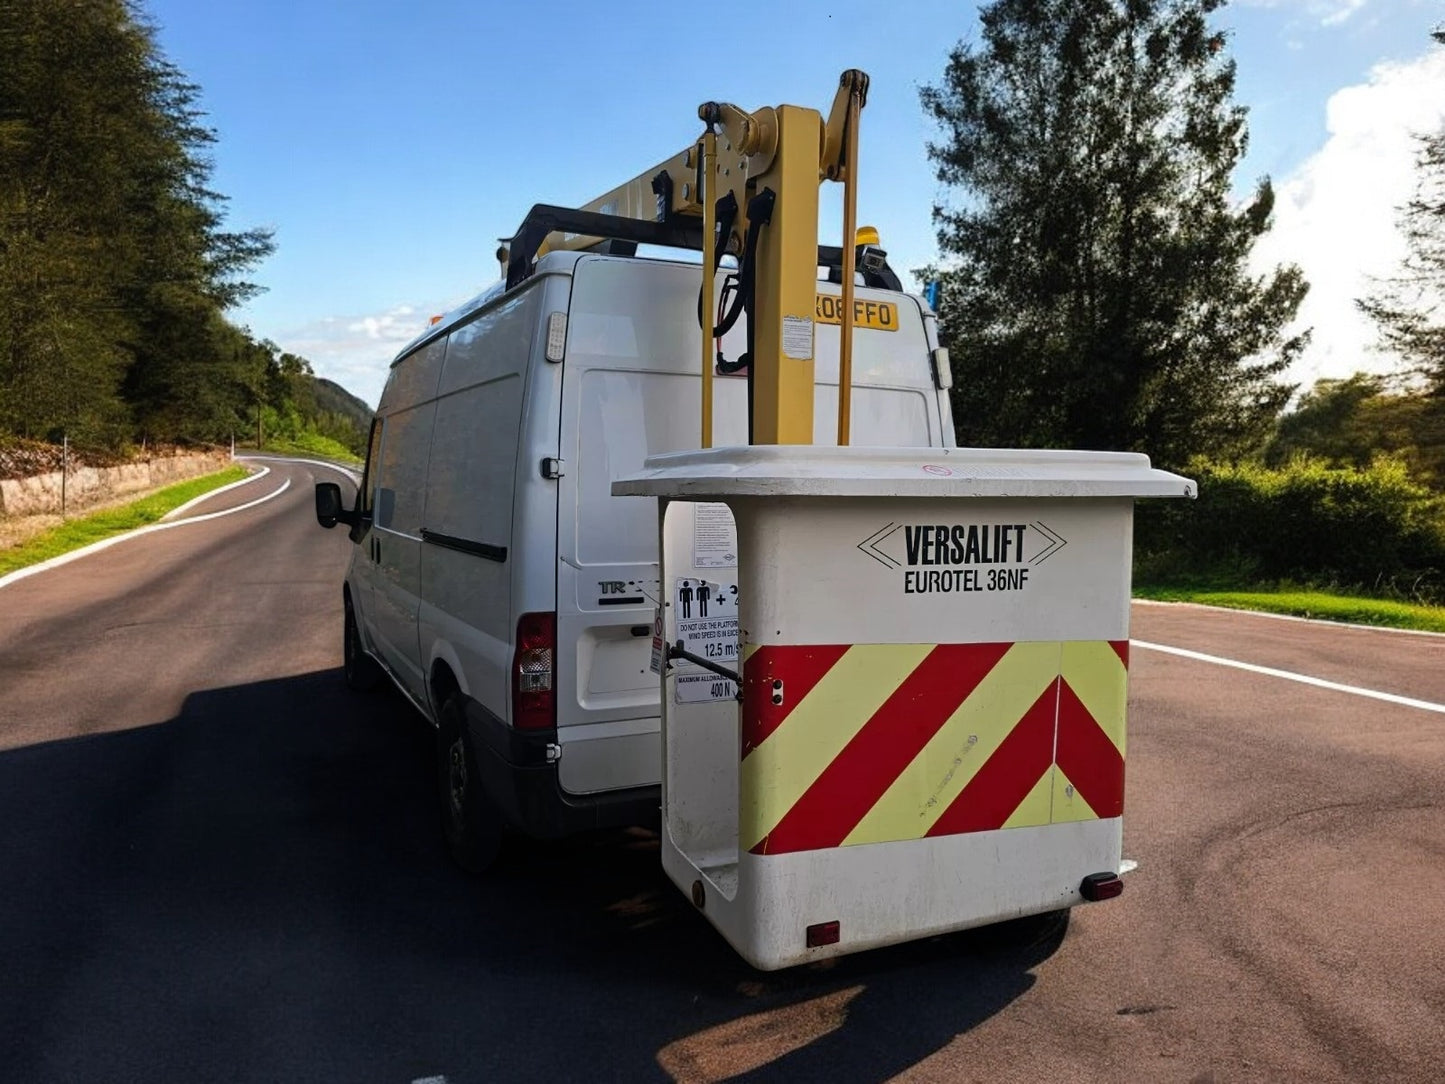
[1134,583,1445,633]
[244,433,362,466]
[0,464,252,576]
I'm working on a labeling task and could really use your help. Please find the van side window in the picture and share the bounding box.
[374,405,432,534]
[359,418,383,517]
[423,288,541,556]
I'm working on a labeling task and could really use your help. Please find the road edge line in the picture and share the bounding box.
[238,454,361,484]
[0,474,292,592]
[1132,598,1445,639]
[159,464,267,522]
[1132,639,1445,715]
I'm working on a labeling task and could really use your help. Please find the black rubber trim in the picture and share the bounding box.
[420,528,506,563]
[504,203,904,291]
[508,205,706,288]
[462,697,659,838]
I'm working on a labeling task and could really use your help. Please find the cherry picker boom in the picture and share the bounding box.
[491,72,1193,969]
[501,70,874,448]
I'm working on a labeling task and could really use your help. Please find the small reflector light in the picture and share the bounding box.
[429,314,443,326]
[1080,872,1124,902]
[932,347,953,391]
[855,225,880,247]
[545,312,567,362]
[806,920,840,948]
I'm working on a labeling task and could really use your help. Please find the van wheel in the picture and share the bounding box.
[437,697,504,873]
[343,596,382,692]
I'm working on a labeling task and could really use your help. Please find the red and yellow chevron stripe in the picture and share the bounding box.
[739,639,1128,855]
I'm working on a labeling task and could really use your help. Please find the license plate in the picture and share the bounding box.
[814,294,900,331]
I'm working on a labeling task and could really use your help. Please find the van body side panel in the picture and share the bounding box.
[418,285,546,724]
[505,273,571,700]
[554,256,949,796]
[347,418,386,657]
[370,338,446,706]
[920,304,957,447]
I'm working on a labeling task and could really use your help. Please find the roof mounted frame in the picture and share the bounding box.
[503,203,903,293]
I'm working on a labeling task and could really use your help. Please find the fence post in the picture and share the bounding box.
[60,430,68,519]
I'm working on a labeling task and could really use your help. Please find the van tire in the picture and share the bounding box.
[343,596,382,692]
[437,697,504,873]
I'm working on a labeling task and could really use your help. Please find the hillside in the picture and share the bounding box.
[313,378,374,432]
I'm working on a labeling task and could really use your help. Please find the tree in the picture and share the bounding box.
[921,0,1307,466]
[0,0,153,442]
[1264,372,1445,479]
[118,50,275,442]
[1359,107,1445,395]
[0,0,273,447]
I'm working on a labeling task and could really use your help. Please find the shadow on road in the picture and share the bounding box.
[0,670,1062,1083]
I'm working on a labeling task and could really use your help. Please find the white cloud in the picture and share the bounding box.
[277,304,433,409]
[1235,0,1371,27]
[1250,48,1445,389]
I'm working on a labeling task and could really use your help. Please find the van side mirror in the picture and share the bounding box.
[315,482,358,529]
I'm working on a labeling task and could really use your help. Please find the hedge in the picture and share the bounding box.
[1135,456,1445,599]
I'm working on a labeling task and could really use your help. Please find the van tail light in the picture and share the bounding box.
[513,612,556,731]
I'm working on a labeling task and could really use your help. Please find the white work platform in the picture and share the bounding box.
[614,445,1193,969]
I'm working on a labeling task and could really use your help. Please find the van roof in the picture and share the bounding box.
[393,248,924,366]
[393,252,589,363]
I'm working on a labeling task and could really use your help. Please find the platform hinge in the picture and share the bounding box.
[545,743,562,763]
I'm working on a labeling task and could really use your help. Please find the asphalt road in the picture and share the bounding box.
[0,457,1441,1083]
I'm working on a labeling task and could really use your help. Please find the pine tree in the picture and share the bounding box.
[922,0,1307,466]
[0,0,273,446]
[1359,122,1445,395]
[0,0,150,441]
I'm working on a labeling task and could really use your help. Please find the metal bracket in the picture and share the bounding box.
[668,640,741,685]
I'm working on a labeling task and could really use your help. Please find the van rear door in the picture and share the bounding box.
[553,255,947,796]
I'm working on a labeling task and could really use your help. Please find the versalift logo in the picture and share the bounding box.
[856,521,1067,595]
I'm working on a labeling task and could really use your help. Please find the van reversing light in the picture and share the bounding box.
[513,612,556,731]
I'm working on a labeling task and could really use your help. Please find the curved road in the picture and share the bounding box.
[0,457,1441,1082]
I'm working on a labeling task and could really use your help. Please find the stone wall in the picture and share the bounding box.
[0,453,230,518]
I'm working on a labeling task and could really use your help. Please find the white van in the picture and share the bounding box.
[315,248,956,870]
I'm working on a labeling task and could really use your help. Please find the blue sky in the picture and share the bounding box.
[143,0,1444,407]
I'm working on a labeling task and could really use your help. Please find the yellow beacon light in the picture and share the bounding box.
[855,225,880,246]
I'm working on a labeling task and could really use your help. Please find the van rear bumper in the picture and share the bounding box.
[464,698,660,838]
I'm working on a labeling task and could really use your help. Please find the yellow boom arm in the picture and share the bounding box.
[530,70,870,446]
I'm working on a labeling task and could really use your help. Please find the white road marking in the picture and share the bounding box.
[159,464,267,521]
[1133,640,1445,715]
[0,473,292,591]
[238,453,361,484]
[1132,598,1445,639]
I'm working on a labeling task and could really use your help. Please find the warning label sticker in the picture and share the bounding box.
[648,606,664,675]
[676,673,740,704]
[672,576,739,703]
[781,315,814,360]
[693,503,737,569]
